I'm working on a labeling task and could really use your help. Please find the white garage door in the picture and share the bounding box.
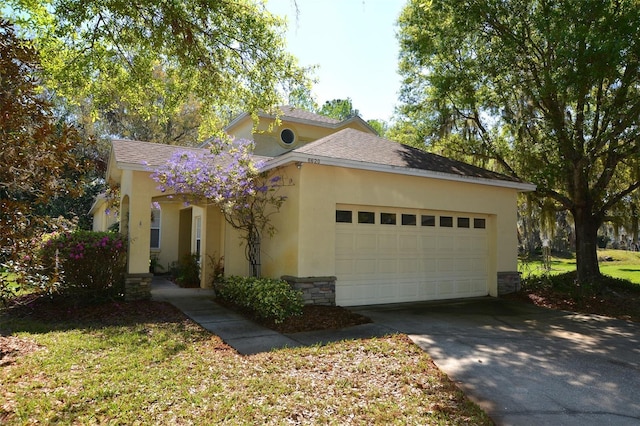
[335,205,489,306]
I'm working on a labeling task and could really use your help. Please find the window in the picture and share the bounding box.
[336,210,353,223]
[194,216,202,256]
[280,128,295,145]
[380,212,396,225]
[402,214,417,226]
[150,208,161,249]
[440,216,453,227]
[421,215,436,226]
[457,217,470,228]
[474,218,486,229]
[358,211,375,224]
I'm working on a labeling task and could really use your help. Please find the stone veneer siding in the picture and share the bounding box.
[497,271,521,295]
[282,275,336,306]
[125,273,153,301]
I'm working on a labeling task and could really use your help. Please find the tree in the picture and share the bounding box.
[6,0,310,142]
[151,139,286,277]
[397,0,640,283]
[366,119,388,137]
[318,98,359,121]
[0,18,87,260]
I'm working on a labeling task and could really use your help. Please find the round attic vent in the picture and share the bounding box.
[280,128,296,145]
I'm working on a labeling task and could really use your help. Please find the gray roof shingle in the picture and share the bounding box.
[274,105,341,125]
[112,139,207,168]
[292,128,522,183]
[111,129,522,184]
[111,139,272,169]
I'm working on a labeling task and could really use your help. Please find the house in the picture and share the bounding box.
[91,106,535,305]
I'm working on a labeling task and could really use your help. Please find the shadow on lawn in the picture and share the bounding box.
[0,297,200,337]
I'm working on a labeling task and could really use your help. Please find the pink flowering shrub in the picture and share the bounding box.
[38,231,127,300]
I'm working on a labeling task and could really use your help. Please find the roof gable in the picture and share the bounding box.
[274,128,532,188]
[224,105,378,136]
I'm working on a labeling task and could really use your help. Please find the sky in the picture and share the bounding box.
[266,0,406,123]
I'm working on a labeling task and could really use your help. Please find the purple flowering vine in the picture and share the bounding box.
[151,138,287,277]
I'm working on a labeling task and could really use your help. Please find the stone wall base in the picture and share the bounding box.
[498,271,521,295]
[282,275,336,306]
[125,273,153,301]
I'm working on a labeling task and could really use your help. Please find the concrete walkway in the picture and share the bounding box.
[151,277,391,355]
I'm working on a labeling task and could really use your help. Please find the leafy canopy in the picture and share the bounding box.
[0,18,87,260]
[396,0,640,281]
[5,0,311,142]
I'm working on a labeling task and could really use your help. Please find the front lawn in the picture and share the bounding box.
[519,249,640,284]
[0,300,491,425]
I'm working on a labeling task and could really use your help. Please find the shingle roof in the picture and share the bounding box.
[291,128,522,183]
[111,130,523,185]
[112,139,208,168]
[111,139,271,169]
[276,105,340,125]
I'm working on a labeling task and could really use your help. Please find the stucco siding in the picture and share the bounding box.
[265,164,520,298]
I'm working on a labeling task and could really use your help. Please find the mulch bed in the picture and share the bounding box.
[214,298,372,334]
[258,304,372,334]
[502,287,640,322]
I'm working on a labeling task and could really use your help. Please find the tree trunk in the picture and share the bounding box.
[246,226,261,278]
[572,206,601,283]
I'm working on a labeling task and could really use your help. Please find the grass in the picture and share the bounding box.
[0,301,491,425]
[519,249,640,284]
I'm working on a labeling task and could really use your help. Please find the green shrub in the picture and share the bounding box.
[217,276,303,323]
[171,253,201,288]
[0,265,17,305]
[521,270,640,300]
[38,231,126,301]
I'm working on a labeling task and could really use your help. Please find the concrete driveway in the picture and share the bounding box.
[351,298,640,426]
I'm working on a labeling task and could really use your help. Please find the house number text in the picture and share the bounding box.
[307,158,320,164]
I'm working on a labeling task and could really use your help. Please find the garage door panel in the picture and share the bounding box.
[378,258,397,274]
[335,206,489,306]
[455,236,471,251]
[437,258,455,272]
[438,236,455,251]
[354,259,377,274]
[455,280,472,294]
[471,258,488,272]
[438,280,455,297]
[419,280,438,298]
[421,258,437,273]
[335,231,354,251]
[455,258,471,271]
[421,236,438,250]
[335,258,354,276]
[356,233,377,251]
[471,236,488,251]
[399,258,418,274]
[399,234,418,251]
[472,278,487,292]
[378,233,397,249]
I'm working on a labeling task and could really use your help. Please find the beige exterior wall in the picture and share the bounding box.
[151,201,182,273]
[259,163,519,297]
[260,165,301,278]
[91,200,118,232]
[229,114,375,158]
[119,170,165,275]
[223,222,247,276]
